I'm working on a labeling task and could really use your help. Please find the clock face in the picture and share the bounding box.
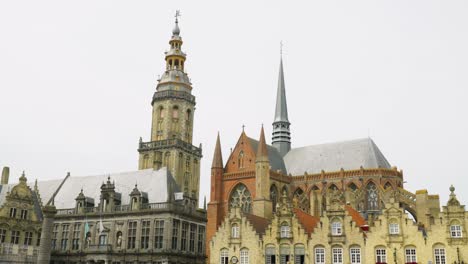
[231,256,238,264]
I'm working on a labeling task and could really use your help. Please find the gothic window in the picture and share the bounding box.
[348,182,358,191]
[270,185,278,213]
[229,184,252,213]
[293,188,310,213]
[238,151,245,169]
[366,182,379,211]
[384,182,393,190]
[282,185,289,196]
[329,184,338,191]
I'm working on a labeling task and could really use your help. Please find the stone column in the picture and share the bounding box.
[37,205,57,264]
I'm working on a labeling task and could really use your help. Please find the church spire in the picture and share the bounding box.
[272,52,291,156]
[212,132,223,168]
[256,125,269,161]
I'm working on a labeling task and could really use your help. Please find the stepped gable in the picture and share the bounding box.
[32,168,179,209]
[345,205,367,227]
[244,213,270,237]
[284,138,391,175]
[293,208,320,237]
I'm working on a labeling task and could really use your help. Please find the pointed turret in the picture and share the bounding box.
[256,125,269,162]
[253,126,272,219]
[272,56,291,156]
[212,133,223,168]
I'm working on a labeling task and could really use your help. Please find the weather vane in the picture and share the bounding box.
[175,10,181,21]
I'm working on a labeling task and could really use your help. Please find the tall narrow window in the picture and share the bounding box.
[231,224,240,238]
[315,247,325,264]
[240,248,249,264]
[331,221,342,236]
[154,220,164,249]
[189,223,196,252]
[9,208,17,218]
[434,248,446,264]
[61,224,69,250]
[172,106,179,119]
[11,230,20,244]
[375,248,387,264]
[332,248,343,264]
[350,247,361,264]
[72,223,81,250]
[181,222,188,251]
[51,224,58,249]
[171,219,180,250]
[127,221,137,249]
[367,182,379,210]
[141,220,150,249]
[197,226,205,254]
[36,231,41,246]
[20,209,28,220]
[405,247,417,263]
[270,185,278,213]
[266,246,276,264]
[280,245,290,264]
[280,223,290,238]
[99,234,107,245]
[0,229,6,243]
[24,231,33,245]
[220,249,229,264]
[294,245,305,264]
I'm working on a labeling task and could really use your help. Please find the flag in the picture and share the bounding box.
[99,218,104,234]
[84,221,89,239]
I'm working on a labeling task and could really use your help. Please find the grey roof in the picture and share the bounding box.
[31,168,179,210]
[283,138,391,176]
[273,58,289,123]
[248,138,287,174]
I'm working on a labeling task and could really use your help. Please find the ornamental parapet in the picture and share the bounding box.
[138,138,202,157]
[223,170,255,180]
[152,90,195,105]
[55,201,206,220]
[291,167,403,183]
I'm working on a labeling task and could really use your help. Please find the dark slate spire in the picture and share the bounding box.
[211,132,223,168]
[272,55,291,156]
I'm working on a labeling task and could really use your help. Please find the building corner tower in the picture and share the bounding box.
[272,56,291,156]
[138,15,202,200]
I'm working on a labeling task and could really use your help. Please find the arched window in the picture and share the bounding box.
[281,185,289,196]
[172,106,179,119]
[238,151,244,169]
[329,184,339,191]
[294,244,305,264]
[450,220,463,237]
[270,185,278,213]
[434,246,446,264]
[220,248,229,264]
[231,224,239,238]
[240,248,249,264]
[331,221,342,236]
[348,182,358,191]
[265,245,276,264]
[229,184,252,213]
[186,109,191,123]
[389,221,399,235]
[159,106,165,118]
[384,182,393,190]
[366,182,379,210]
[315,246,325,264]
[280,222,290,238]
[375,247,387,264]
[350,247,361,264]
[405,246,417,263]
[332,247,343,264]
[280,244,290,264]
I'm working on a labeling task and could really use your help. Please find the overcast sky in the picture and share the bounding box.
[1,0,467,207]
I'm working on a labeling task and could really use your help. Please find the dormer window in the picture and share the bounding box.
[231,224,240,238]
[450,224,462,238]
[280,223,290,238]
[389,223,399,235]
[331,221,343,236]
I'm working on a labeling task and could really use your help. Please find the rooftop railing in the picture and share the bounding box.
[138,138,202,157]
[152,90,195,104]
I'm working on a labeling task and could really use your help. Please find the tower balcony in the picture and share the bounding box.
[152,90,195,105]
[138,138,202,157]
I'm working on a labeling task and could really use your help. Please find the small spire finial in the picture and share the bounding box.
[242,124,245,132]
[280,41,283,56]
[175,10,181,22]
[172,10,181,36]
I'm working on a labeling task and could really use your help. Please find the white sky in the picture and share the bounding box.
[1,1,467,207]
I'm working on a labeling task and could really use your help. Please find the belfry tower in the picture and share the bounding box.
[138,14,202,200]
[272,56,291,156]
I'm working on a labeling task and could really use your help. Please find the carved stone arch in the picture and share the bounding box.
[293,188,310,213]
[281,185,289,196]
[384,181,393,190]
[366,181,379,211]
[229,183,252,213]
[328,183,339,191]
[270,184,279,212]
[347,182,358,192]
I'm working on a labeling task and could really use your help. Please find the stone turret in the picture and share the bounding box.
[130,184,142,210]
[1,166,9,184]
[253,126,272,219]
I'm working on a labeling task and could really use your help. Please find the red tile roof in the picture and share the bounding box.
[345,205,367,227]
[244,213,270,236]
[293,208,320,237]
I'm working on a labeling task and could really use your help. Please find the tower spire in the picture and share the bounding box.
[272,51,291,156]
[256,125,269,161]
[212,132,223,168]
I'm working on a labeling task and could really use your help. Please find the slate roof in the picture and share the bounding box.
[283,138,391,175]
[31,168,179,210]
[248,138,287,174]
